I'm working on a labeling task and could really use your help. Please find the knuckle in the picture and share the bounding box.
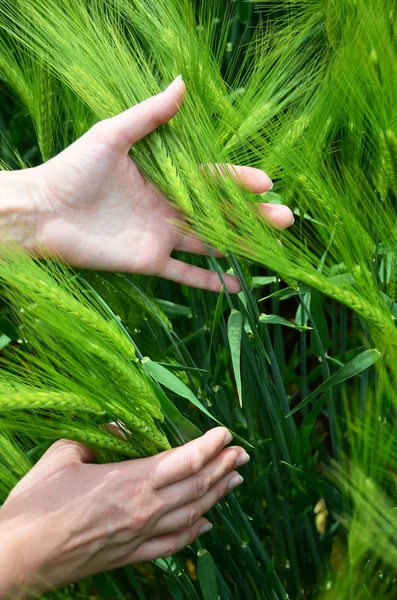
[161,540,179,558]
[218,475,234,499]
[188,525,200,545]
[194,474,210,498]
[118,480,147,510]
[48,439,80,467]
[186,502,202,527]
[185,449,203,476]
[147,102,166,128]
[150,112,163,129]
[225,448,239,470]
[130,510,149,533]
[51,438,68,450]
[117,476,136,498]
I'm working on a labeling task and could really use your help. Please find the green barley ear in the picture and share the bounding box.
[0,431,32,500]
[0,34,58,161]
[0,413,143,460]
[0,245,170,456]
[80,270,173,332]
[0,373,104,415]
[37,62,55,162]
[327,460,397,576]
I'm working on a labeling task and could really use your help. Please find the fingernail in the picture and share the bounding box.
[224,431,233,445]
[167,75,183,89]
[228,474,244,490]
[268,180,274,190]
[236,452,250,467]
[291,215,295,225]
[199,522,213,536]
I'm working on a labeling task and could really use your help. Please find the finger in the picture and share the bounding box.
[260,203,294,229]
[45,439,96,465]
[160,258,241,293]
[152,427,232,489]
[157,446,248,511]
[92,77,186,152]
[103,421,130,440]
[154,470,244,535]
[204,163,273,193]
[174,234,223,256]
[127,518,212,563]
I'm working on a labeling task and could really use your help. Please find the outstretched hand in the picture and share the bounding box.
[29,77,293,292]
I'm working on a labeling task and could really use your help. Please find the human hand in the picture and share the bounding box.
[15,77,292,293]
[0,427,249,598]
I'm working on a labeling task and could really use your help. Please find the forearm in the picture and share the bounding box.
[0,168,45,252]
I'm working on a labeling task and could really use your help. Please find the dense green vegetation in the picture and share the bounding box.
[1,1,397,598]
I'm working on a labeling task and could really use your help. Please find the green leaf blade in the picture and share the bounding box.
[227,309,243,407]
[287,349,381,417]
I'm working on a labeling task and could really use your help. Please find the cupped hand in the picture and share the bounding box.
[29,77,293,293]
[0,427,249,598]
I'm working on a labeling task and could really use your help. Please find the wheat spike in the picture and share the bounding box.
[38,64,54,162]
[60,425,142,457]
[0,391,104,414]
[0,432,32,479]
[10,271,136,360]
[86,340,161,417]
[147,132,193,214]
[301,271,397,344]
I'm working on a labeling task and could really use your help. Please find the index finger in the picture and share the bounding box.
[205,163,273,194]
[151,427,233,490]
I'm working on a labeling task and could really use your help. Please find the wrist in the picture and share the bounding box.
[0,512,43,599]
[0,167,47,253]
[0,528,29,598]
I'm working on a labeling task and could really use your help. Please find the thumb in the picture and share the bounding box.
[44,438,96,465]
[95,76,186,152]
[5,439,95,498]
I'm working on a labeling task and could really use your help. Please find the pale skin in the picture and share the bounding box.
[0,77,294,597]
[0,429,248,598]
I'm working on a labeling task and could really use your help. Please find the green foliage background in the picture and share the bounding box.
[1,0,397,599]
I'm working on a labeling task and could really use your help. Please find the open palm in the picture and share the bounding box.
[34,78,293,292]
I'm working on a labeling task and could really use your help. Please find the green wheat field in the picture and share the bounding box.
[1,0,397,598]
